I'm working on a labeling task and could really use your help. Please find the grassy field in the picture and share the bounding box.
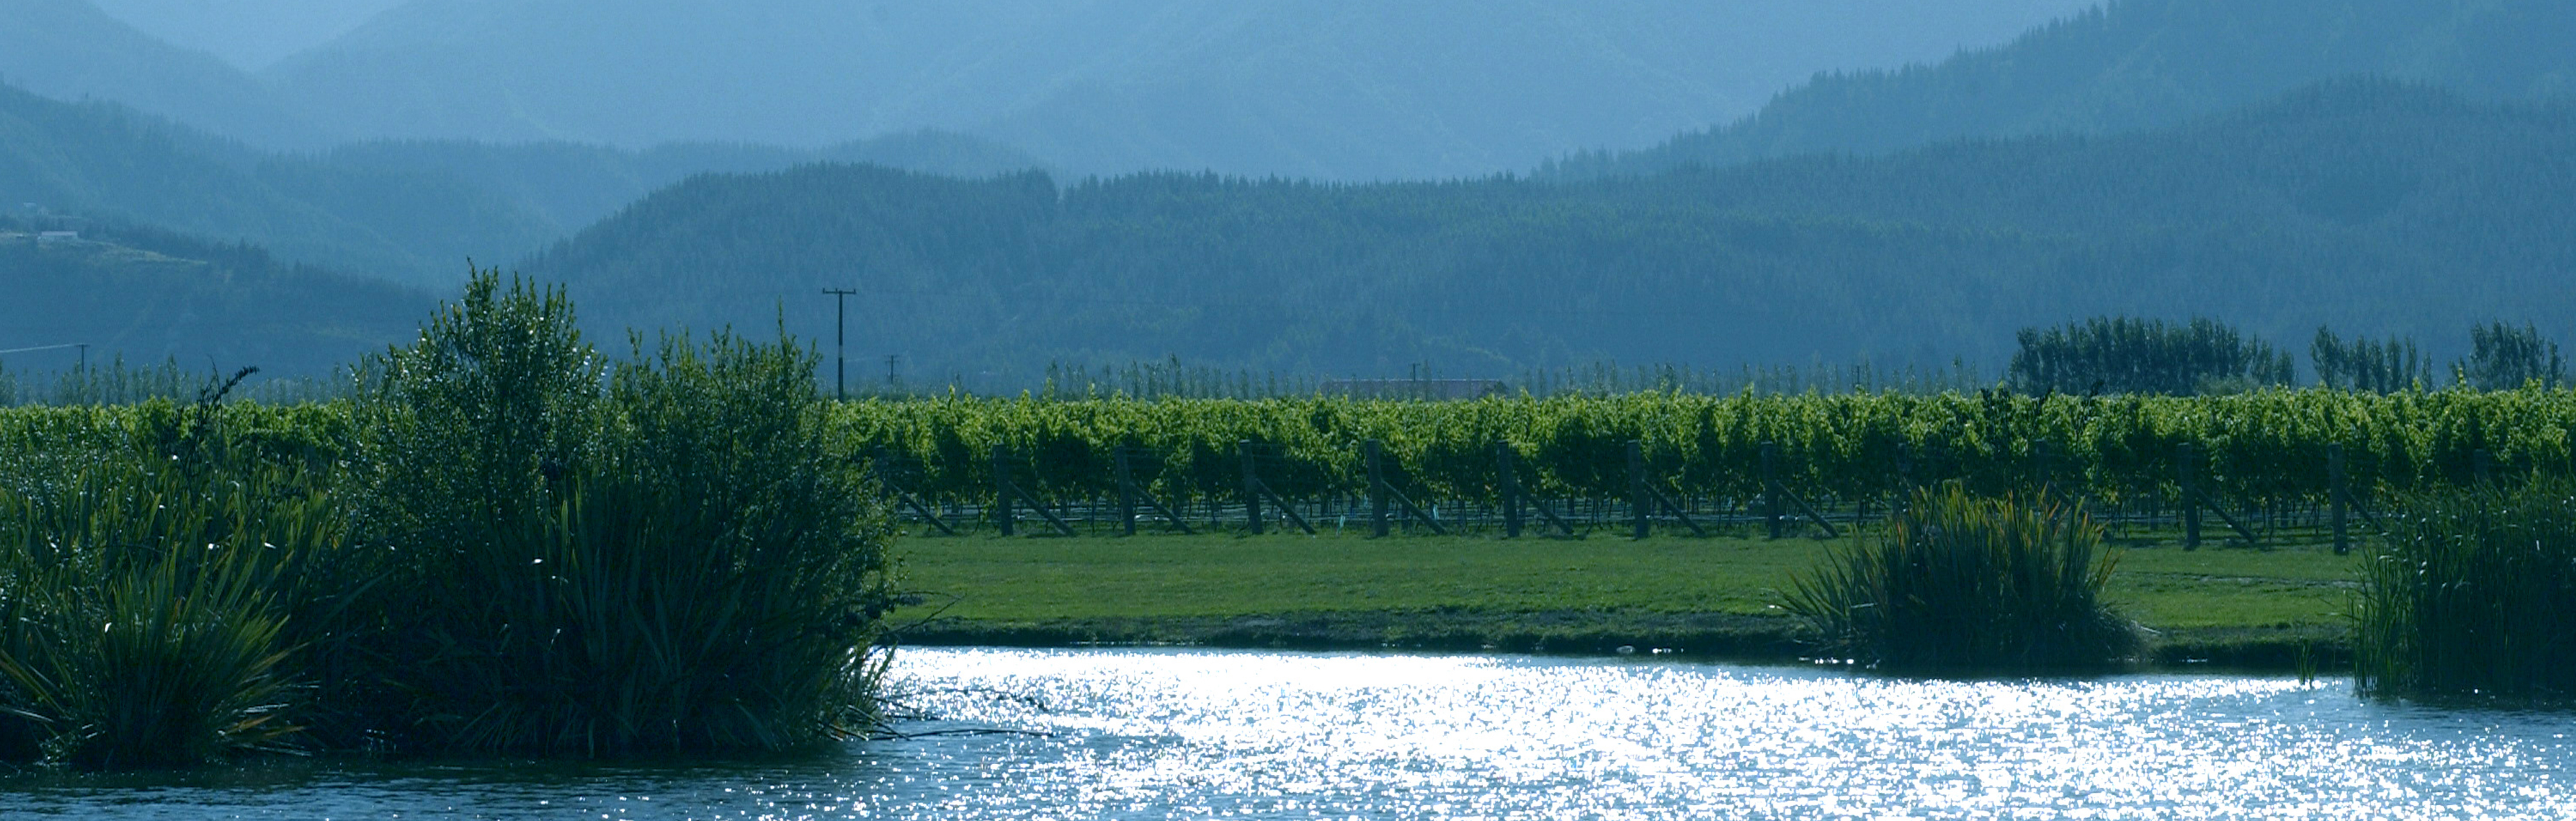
[890,528,2358,668]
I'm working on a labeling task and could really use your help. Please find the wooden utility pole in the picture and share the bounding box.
[822,288,857,400]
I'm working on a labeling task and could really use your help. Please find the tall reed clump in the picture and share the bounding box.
[1785,485,2141,673]
[2355,481,2576,699]
[357,270,897,755]
[0,377,351,768]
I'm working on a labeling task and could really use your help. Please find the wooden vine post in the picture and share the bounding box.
[1762,442,1783,540]
[2329,443,2348,555]
[2180,441,2201,550]
[993,446,1016,537]
[1367,438,1391,537]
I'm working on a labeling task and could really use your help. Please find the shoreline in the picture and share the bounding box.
[896,611,2350,673]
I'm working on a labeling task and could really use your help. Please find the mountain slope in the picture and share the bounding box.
[265,0,2093,179]
[0,79,1046,288]
[86,0,405,70]
[518,81,2576,384]
[0,216,434,378]
[0,0,331,147]
[1552,0,2576,178]
[0,81,560,286]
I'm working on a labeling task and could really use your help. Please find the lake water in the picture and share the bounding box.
[7,647,2576,819]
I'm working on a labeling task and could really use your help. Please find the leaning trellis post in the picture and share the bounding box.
[1760,441,1837,539]
[1115,446,1193,535]
[1627,440,1704,539]
[2177,441,2256,549]
[1495,441,1575,538]
[869,450,956,536]
[991,445,1075,537]
[1358,438,1444,536]
[1240,440,1316,536]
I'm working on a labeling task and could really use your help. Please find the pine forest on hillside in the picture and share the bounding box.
[526,80,2576,386]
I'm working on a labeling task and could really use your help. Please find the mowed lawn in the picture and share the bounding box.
[893,530,2359,633]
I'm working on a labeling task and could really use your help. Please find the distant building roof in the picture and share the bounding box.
[1321,378,1508,400]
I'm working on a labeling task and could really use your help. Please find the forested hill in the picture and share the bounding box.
[1548,0,2576,178]
[0,80,1044,289]
[522,80,2575,386]
[0,217,433,378]
[0,80,559,287]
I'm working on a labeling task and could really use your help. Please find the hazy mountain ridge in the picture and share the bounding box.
[0,79,1047,288]
[0,0,332,148]
[519,80,2576,384]
[85,0,405,70]
[1548,0,2576,178]
[262,0,2096,179]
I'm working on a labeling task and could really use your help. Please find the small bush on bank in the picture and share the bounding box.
[2357,481,2576,699]
[1785,485,2141,673]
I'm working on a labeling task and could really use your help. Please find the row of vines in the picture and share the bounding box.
[836,389,2567,509]
[4,389,2569,513]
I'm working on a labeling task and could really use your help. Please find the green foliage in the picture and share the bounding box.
[2009,317,2293,396]
[0,386,347,769]
[2356,481,2576,699]
[830,386,2574,512]
[2312,327,2431,393]
[359,268,895,755]
[1784,486,2140,672]
[2462,321,2564,391]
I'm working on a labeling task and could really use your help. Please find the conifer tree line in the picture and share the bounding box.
[2011,316,2567,396]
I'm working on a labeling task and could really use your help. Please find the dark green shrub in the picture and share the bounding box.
[360,270,896,755]
[1785,485,2141,672]
[2356,481,2576,699]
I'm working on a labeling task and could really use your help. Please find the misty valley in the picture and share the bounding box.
[5,0,2576,818]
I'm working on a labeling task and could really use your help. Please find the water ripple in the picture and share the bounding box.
[8,647,2576,819]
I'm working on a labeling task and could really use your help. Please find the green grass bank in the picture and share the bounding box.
[891,529,2356,670]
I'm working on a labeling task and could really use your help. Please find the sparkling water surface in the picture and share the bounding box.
[7,646,2575,819]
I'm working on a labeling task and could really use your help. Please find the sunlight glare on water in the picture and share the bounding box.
[7,647,2576,819]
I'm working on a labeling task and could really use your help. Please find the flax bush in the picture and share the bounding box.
[1785,485,2141,672]
[2356,481,2576,699]
[0,382,349,768]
